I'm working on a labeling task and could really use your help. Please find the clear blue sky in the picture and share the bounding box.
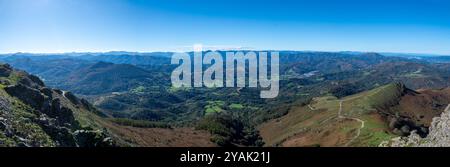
[1,0,450,54]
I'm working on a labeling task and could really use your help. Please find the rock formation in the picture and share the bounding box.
[382,104,450,147]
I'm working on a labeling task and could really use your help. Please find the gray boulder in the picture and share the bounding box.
[4,84,46,110]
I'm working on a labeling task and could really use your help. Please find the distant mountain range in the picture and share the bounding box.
[3,51,450,147]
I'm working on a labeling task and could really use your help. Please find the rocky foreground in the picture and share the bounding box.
[0,64,113,147]
[382,104,450,147]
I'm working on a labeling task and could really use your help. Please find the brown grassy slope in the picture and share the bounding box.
[73,106,215,147]
[96,118,215,147]
[386,88,450,127]
[259,83,450,147]
[258,95,363,147]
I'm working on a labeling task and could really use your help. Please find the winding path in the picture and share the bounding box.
[307,104,316,111]
[338,100,365,146]
[307,98,365,146]
[336,86,385,146]
[306,87,387,146]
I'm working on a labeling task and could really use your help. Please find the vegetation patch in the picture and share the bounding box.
[130,86,146,94]
[229,103,244,110]
[196,113,264,147]
[109,118,171,128]
[204,101,225,114]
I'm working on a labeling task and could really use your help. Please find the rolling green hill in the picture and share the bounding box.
[259,83,450,147]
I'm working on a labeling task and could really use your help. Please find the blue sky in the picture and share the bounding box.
[1,0,450,54]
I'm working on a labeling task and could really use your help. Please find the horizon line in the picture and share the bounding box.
[0,50,450,56]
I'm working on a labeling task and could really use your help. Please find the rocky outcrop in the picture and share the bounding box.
[36,114,77,146]
[18,74,45,88]
[74,130,114,147]
[4,84,46,110]
[382,104,450,147]
[0,64,12,77]
[388,117,428,137]
[4,84,77,127]
[0,63,114,147]
[63,91,81,105]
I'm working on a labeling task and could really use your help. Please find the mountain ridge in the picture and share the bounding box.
[259,82,450,146]
[0,63,114,147]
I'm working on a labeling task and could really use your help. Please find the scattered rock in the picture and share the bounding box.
[34,114,74,146]
[16,137,31,147]
[4,84,46,110]
[0,64,12,77]
[40,87,53,98]
[0,119,7,130]
[0,64,115,147]
[400,125,411,135]
[383,104,450,147]
[54,89,63,95]
[49,98,76,126]
[0,96,11,112]
[64,91,80,105]
[17,73,45,89]
[388,116,427,137]
[74,130,115,147]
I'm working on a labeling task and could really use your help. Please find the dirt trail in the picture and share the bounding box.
[307,104,316,111]
[338,100,365,146]
[306,86,386,146]
[338,87,385,146]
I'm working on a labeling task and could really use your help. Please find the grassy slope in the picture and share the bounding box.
[1,82,214,147]
[0,71,54,146]
[1,64,215,147]
[259,83,402,147]
[96,117,215,147]
[0,88,55,146]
